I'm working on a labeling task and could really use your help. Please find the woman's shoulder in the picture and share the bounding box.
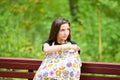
[70,41,77,44]
[43,40,53,46]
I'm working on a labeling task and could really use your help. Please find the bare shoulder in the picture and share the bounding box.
[43,43,49,46]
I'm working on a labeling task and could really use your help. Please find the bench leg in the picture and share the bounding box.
[28,69,34,80]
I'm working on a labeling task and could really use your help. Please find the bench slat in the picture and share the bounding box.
[0,62,39,70]
[80,75,120,80]
[0,71,34,79]
[0,57,42,64]
[83,62,120,68]
[1,62,120,75]
[81,61,120,75]
[82,67,120,75]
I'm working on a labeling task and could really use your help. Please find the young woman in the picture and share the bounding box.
[33,17,82,80]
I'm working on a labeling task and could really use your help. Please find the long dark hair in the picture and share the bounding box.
[48,17,71,42]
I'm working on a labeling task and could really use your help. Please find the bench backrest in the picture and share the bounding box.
[0,57,120,80]
[81,61,120,80]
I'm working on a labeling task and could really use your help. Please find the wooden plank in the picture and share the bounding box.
[0,71,34,79]
[0,57,42,64]
[81,67,120,75]
[0,62,40,70]
[82,62,120,68]
[80,75,120,80]
[81,61,120,75]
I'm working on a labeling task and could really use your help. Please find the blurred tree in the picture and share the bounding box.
[69,0,82,25]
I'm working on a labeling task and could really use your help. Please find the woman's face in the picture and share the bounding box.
[57,23,70,43]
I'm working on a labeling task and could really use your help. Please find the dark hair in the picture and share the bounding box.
[48,17,71,42]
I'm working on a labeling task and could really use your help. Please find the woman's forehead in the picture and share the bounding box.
[60,23,69,28]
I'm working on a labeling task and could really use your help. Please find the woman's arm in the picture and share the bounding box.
[43,43,80,54]
[43,43,62,54]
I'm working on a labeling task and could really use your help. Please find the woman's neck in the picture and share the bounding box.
[57,40,67,44]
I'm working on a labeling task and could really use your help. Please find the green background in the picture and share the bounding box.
[0,0,120,63]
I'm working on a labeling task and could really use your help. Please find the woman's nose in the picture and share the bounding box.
[64,30,69,35]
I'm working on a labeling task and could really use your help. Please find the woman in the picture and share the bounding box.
[33,17,82,80]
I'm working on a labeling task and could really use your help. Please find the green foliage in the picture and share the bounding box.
[0,0,120,63]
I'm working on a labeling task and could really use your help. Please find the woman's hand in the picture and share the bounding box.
[70,44,80,52]
[62,44,80,52]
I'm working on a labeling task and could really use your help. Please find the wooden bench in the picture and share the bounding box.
[0,57,120,80]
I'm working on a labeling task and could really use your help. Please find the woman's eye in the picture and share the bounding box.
[61,29,65,31]
[67,28,70,31]
[60,28,70,32]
